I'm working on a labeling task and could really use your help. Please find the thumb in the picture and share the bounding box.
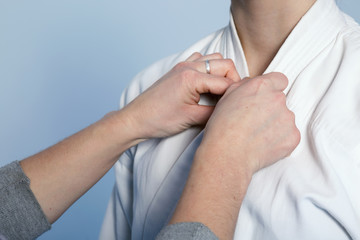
[188,105,215,125]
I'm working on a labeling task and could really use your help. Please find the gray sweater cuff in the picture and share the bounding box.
[0,161,51,240]
[156,222,219,240]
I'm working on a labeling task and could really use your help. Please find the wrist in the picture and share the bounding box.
[170,145,253,239]
[97,110,147,153]
[195,143,254,186]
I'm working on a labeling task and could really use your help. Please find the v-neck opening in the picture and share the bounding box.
[227,0,346,95]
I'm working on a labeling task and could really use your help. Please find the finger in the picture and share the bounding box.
[261,72,289,91]
[186,52,203,62]
[207,59,241,82]
[232,76,250,88]
[193,52,224,62]
[195,73,234,96]
[191,59,241,82]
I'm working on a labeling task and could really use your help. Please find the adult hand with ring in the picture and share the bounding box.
[8,52,241,234]
[120,52,241,139]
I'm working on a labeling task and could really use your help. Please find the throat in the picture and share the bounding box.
[231,0,316,78]
[242,42,282,78]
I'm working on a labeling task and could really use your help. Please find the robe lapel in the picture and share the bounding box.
[264,0,346,95]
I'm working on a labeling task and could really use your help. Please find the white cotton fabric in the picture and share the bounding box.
[100,0,360,239]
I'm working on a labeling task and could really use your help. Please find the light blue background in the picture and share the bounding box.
[0,1,359,239]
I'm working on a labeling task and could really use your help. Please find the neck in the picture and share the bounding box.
[231,0,316,77]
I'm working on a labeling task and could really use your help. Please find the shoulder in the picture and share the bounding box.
[310,22,360,155]
[333,20,360,87]
[328,14,360,86]
[337,13,360,54]
[119,27,227,108]
[310,15,360,150]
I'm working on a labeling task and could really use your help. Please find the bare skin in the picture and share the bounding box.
[231,0,316,77]
[170,73,300,239]
[20,53,240,224]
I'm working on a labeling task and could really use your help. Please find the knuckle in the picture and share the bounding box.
[192,52,202,58]
[273,91,287,105]
[290,123,301,141]
[224,58,236,68]
[179,68,197,81]
[294,128,301,145]
[289,110,296,122]
[211,52,223,59]
[288,128,301,150]
[173,61,189,71]
[251,77,268,90]
[284,109,296,123]
[274,72,289,85]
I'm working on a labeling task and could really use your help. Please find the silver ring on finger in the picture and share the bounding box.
[205,60,211,74]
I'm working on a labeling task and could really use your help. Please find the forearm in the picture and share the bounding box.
[20,110,141,223]
[17,54,238,225]
[169,146,252,240]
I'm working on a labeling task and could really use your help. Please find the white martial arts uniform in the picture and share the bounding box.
[100,0,360,239]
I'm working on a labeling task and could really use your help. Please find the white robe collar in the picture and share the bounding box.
[224,0,346,94]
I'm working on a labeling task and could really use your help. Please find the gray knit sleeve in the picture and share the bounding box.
[0,161,51,240]
[156,222,219,240]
